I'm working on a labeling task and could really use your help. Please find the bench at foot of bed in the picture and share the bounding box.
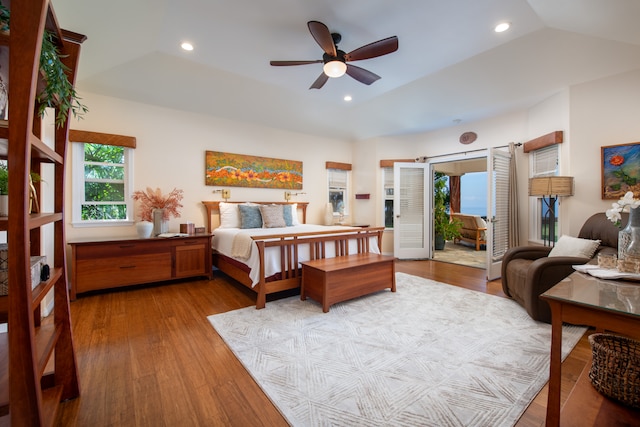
[300,253,396,313]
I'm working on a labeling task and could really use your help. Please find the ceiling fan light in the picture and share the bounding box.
[323,60,347,78]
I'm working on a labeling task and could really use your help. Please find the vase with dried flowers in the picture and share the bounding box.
[132,187,184,236]
[606,191,640,261]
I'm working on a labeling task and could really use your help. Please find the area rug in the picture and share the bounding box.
[208,273,586,427]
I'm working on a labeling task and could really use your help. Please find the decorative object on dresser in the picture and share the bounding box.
[209,272,585,427]
[132,187,184,236]
[68,234,213,300]
[136,220,153,238]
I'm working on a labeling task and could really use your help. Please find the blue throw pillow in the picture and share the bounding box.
[283,205,293,226]
[238,204,262,229]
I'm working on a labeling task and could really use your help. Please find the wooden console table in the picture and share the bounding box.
[541,271,640,427]
[69,234,212,299]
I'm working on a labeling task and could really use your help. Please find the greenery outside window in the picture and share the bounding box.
[72,142,133,225]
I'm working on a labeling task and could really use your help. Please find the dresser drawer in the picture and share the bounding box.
[75,252,172,293]
[73,240,167,259]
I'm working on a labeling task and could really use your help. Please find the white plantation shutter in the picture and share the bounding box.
[492,153,510,257]
[531,145,558,177]
[328,169,348,188]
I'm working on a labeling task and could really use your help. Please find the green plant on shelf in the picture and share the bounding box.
[0,3,88,127]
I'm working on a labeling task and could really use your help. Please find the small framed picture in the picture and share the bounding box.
[602,142,640,199]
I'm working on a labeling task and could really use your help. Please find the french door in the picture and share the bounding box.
[393,162,429,259]
[486,148,511,280]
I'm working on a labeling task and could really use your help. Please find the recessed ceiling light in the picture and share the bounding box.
[344,95,352,102]
[494,22,510,33]
[181,42,194,51]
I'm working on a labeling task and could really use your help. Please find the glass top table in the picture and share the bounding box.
[542,270,640,317]
[541,271,640,427]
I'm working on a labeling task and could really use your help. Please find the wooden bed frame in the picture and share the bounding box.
[202,201,384,309]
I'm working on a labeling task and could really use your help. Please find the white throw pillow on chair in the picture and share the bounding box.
[548,235,600,258]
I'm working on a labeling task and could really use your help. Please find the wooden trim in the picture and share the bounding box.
[379,159,415,167]
[523,131,563,153]
[325,161,352,170]
[69,130,137,148]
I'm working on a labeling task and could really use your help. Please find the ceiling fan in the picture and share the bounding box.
[270,21,399,89]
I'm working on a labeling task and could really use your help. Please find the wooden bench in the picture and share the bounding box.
[300,253,396,312]
[451,212,487,251]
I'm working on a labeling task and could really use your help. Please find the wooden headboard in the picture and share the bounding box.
[201,201,309,232]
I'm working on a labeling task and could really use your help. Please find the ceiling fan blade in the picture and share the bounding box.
[345,64,381,85]
[270,60,323,66]
[345,36,398,62]
[309,72,329,90]
[307,21,336,56]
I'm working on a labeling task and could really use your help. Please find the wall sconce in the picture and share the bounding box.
[212,188,231,201]
[528,176,574,246]
[284,191,306,201]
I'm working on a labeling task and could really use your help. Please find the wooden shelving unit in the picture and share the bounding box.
[0,1,86,425]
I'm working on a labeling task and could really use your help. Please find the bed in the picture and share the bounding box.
[202,201,384,309]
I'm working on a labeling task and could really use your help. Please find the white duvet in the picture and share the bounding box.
[212,224,381,286]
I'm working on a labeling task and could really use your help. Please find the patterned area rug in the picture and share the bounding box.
[208,273,585,427]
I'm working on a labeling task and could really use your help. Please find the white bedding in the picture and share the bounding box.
[212,224,381,286]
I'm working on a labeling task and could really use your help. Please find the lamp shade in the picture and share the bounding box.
[323,60,347,78]
[528,176,574,197]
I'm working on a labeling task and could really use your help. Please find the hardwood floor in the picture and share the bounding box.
[55,260,591,426]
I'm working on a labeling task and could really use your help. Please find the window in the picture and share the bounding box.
[383,166,394,228]
[530,144,559,243]
[72,142,133,225]
[327,168,349,215]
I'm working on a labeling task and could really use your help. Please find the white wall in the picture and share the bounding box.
[65,69,640,253]
[65,93,352,243]
[352,68,640,249]
[566,69,640,236]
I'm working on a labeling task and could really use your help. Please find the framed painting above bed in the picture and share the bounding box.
[205,151,303,189]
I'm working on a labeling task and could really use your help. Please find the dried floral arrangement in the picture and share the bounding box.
[132,187,184,222]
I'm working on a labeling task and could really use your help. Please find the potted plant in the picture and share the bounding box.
[0,4,88,127]
[433,172,461,250]
[132,187,184,236]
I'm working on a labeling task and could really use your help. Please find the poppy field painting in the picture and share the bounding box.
[602,142,640,199]
[205,151,303,189]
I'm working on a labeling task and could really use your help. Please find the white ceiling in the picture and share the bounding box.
[53,0,640,141]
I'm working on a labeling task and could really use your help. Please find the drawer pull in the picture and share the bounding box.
[182,241,201,246]
[119,265,136,269]
[119,245,135,249]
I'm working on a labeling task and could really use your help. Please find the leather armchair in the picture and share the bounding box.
[501,212,624,323]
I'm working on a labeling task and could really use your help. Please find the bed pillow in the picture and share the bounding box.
[238,204,263,229]
[290,203,301,225]
[260,204,286,228]
[218,202,240,228]
[283,204,294,226]
[548,235,600,258]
